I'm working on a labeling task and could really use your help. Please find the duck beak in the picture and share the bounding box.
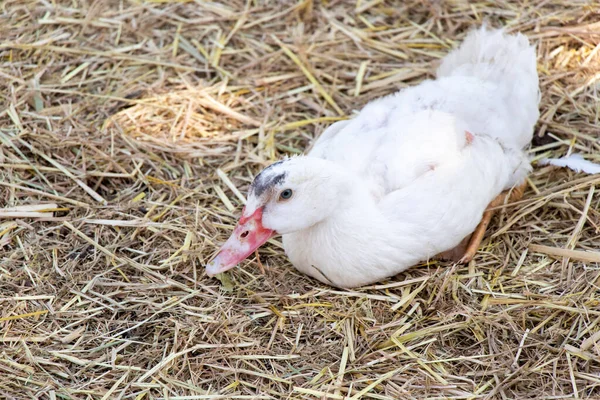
[206,207,275,276]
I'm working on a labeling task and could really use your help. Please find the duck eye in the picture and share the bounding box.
[279,189,293,200]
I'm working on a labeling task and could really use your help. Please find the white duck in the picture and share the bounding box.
[206,26,540,288]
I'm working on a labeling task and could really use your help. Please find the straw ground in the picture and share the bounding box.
[1,0,600,399]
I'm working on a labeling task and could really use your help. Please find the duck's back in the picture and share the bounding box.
[308,27,539,193]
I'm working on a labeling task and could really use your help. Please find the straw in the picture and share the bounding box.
[1,1,599,398]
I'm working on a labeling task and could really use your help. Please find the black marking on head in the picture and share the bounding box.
[251,161,287,197]
[252,172,287,197]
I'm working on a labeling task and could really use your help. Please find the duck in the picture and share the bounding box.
[206,26,540,288]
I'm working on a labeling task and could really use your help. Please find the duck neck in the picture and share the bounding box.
[329,183,420,254]
[286,177,423,288]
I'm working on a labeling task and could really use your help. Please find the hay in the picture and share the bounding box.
[1,0,600,398]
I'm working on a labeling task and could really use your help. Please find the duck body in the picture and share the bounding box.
[284,27,539,287]
[284,131,519,287]
[206,27,540,288]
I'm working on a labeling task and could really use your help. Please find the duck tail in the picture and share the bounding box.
[437,26,540,148]
[437,25,538,89]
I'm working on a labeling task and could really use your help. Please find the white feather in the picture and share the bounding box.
[539,154,600,174]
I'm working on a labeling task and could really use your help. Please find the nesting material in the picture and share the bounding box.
[1,1,600,399]
[0,204,58,219]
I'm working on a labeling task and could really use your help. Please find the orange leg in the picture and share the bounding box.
[457,181,527,264]
[457,208,496,264]
[436,235,471,262]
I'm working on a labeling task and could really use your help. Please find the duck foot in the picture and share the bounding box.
[435,235,472,262]
[436,181,527,264]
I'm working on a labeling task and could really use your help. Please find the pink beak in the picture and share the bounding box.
[206,207,275,276]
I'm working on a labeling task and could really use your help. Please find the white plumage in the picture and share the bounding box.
[207,26,541,288]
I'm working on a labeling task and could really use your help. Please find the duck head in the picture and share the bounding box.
[205,157,351,276]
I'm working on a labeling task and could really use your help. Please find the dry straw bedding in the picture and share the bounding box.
[1,0,600,399]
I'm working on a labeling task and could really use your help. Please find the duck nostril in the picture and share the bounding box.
[240,230,249,239]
